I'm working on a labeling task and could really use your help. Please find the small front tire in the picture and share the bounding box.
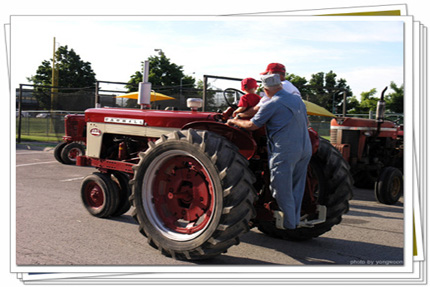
[110,172,131,217]
[81,172,120,218]
[375,167,403,205]
[54,142,67,164]
[61,142,85,165]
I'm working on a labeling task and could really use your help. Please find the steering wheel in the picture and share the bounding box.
[223,88,244,109]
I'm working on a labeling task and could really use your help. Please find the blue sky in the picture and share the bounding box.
[10,16,404,99]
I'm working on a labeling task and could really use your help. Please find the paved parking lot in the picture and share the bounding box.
[15,144,404,266]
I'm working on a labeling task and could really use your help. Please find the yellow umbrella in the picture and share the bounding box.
[303,100,335,118]
[116,91,175,102]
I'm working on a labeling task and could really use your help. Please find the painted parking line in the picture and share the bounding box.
[16,161,58,167]
[60,177,85,182]
[16,151,50,155]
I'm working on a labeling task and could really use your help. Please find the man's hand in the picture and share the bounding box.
[226,119,236,126]
[237,105,259,118]
[226,118,259,131]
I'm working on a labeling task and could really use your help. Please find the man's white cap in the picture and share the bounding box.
[261,74,282,88]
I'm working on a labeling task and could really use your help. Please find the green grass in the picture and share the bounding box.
[16,117,64,143]
[17,135,61,143]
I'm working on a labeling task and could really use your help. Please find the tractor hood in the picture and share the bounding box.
[331,117,400,139]
[331,117,397,129]
[85,107,218,129]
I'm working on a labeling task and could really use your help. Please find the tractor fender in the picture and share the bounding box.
[182,121,257,160]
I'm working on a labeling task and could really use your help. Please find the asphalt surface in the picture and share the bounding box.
[15,143,404,266]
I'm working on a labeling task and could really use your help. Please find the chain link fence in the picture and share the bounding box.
[16,84,97,143]
[15,82,208,143]
[16,83,403,143]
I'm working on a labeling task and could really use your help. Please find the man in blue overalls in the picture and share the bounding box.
[227,74,312,229]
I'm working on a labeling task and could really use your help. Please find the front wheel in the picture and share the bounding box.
[130,129,257,260]
[375,167,403,205]
[54,142,67,164]
[80,172,120,218]
[61,142,85,165]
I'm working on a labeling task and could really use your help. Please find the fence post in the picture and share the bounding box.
[17,84,23,143]
[202,76,208,112]
[46,116,49,137]
[95,81,100,108]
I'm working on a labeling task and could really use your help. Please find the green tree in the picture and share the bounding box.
[285,73,311,99]
[340,83,403,116]
[307,71,353,113]
[347,88,379,114]
[126,52,195,93]
[385,82,404,113]
[27,45,96,110]
[345,96,360,114]
[360,88,379,111]
[126,52,196,109]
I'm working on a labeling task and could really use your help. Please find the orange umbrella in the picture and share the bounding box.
[116,91,175,102]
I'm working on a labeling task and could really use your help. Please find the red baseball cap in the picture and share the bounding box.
[260,63,286,75]
[241,78,259,91]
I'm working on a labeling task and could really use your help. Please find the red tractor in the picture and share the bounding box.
[69,82,353,260]
[330,87,403,205]
[54,114,86,165]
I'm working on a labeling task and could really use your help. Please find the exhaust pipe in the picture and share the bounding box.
[138,61,152,109]
[375,86,388,136]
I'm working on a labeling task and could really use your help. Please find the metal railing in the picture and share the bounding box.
[16,110,84,143]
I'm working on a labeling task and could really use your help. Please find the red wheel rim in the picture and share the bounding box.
[68,148,82,160]
[152,155,214,234]
[84,182,104,209]
[142,150,216,240]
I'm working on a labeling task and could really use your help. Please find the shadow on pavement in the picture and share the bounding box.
[207,229,404,265]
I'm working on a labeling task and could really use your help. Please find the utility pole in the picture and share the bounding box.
[50,37,59,134]
[51,37,58,110]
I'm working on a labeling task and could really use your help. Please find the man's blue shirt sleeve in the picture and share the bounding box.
[251,101,275,128]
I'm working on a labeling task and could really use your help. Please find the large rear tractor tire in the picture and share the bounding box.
[130,129,257,260]
[257,138,353,241]
[375,167,403,205]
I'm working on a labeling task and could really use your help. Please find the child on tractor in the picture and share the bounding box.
[232,77,261,119]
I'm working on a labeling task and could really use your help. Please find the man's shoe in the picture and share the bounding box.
[297,220,315,228]
[273,211,286,230]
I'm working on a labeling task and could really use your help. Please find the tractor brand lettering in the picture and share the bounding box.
[90,128,102,136]
[104,117,145,125]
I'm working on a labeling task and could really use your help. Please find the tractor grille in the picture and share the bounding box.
[66,120,80,137]
[341,130,360,158]
[330,129,338,144]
